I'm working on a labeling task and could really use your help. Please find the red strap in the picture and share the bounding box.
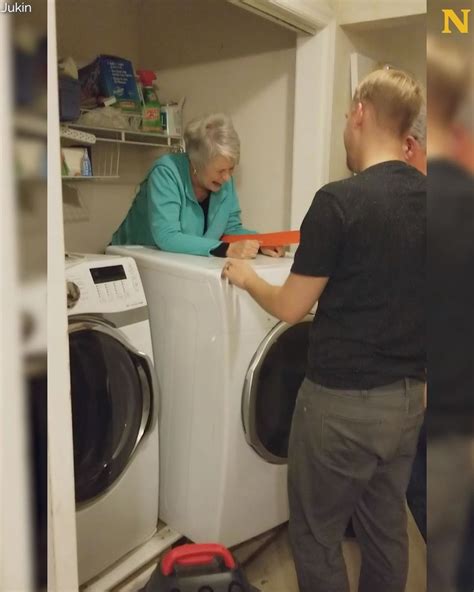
[161,544,236,576]
[221,230,300,247]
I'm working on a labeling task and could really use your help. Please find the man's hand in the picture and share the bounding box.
[221,259,257,289]
[226,240,260,259]
[260,246,285,258]
[222,265,327,323]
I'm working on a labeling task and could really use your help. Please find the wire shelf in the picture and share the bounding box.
[60,126,96,146]
[61,142,120,181]
[60,116,184,182]
[90,142,120,177]
[66,122,184,150]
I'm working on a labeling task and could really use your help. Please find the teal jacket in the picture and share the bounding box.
[111,153,255,256]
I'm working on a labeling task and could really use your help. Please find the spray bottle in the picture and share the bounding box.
[80,148,92,176]
[137,70,162,132]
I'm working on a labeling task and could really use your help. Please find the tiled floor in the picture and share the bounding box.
[233,510,426,592]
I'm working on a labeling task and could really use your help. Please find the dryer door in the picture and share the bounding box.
[242,315,313,464]
[68,317,155,505]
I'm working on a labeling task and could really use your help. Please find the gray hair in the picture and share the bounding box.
[410,103,426,148]
[184,113,240,171]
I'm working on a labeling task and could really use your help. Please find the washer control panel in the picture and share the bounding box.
[65,254,147,314]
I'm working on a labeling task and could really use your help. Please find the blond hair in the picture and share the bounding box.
[353,69,423,137]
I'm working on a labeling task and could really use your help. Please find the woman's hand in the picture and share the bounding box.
[222,260,256,289]
[226,239,260,259]
[260,246,285,258]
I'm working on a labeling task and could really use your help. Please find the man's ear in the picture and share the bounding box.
[354,101,364,127]
[404,136,416,161]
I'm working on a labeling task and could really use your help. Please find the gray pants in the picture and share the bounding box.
[427,435,473,592]
[288,377,425,592]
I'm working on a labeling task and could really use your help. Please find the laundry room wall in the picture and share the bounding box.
[329,15,426,182]
[56,0,297,254]
[331,0,426,24]
[56,0,151,254]
[60,145,163,255]
[140,0,297,237]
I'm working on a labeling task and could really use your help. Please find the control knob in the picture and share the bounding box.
[66,281,81,309]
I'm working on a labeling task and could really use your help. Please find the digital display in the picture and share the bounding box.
[90,265,127,284]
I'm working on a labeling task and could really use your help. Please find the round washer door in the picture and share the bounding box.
[242,315,313,464]
[68,317,155,505]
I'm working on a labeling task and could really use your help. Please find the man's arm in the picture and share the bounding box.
[222,261,327,323]
[222,189,341,321]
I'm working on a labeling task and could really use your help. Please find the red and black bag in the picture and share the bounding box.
[141,543,259,592]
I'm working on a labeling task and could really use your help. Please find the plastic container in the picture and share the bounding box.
[137,70,162,132]
[78,55,141,113]
[58,76,81,121]
[141,544,258,592]
[160,98,184,136]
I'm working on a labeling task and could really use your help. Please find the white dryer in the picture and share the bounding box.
[106,247,312,548]
[65,253,159,584]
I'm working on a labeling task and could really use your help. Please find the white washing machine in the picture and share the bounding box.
[106,247,312,547]
[65,253,160,584]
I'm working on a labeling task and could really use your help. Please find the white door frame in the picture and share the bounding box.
[47,0,79,589]
[290,19,337,228]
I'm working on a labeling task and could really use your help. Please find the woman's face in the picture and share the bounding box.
[199,155,235,192]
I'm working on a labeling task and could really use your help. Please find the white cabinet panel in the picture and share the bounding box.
[334,0,426,26]
[227,0,334,33]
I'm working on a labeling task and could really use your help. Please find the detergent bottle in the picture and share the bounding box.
[137,70,162,132]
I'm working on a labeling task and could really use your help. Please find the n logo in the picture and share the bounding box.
[442,9,471,33]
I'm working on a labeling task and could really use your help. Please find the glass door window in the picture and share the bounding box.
[243,317,312,464]
[69,322,152,504]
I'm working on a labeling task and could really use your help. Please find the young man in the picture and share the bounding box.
[223,69,426,592]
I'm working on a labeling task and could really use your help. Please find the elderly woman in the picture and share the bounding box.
[111,113,284,258]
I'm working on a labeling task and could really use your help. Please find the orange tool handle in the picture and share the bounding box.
[221,230,300,247]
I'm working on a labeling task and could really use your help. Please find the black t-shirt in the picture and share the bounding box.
[292,160,426,389]
[427,159,474,437]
